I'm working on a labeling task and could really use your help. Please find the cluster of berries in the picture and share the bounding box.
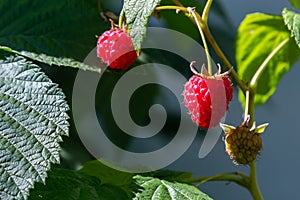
[97,23,267,165]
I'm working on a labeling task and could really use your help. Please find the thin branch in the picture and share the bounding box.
[202,0,213,25]
[201,26,248,93]
[249,161,263,200]
[250,38,289,88]
[155,6,189,13]
[155,4,248,94]
[188,7,213,74]
[182,172,249,189]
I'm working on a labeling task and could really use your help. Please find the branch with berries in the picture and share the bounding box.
[95,0,300,199]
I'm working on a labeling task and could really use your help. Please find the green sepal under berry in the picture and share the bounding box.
[220,118,268,165]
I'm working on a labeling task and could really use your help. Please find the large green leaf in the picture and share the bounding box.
[133,175,213,200]
[77,160,194,199]
[78,160,134,198]
[236,13,300,107]
[282,8,300,48]
[0,55,69,199]
[123,0,162,51]
[0,0,107,73]
[29,168,128,200]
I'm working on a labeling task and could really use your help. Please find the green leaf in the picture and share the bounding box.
[236,13,300,107]
[0,55,69,199]
[289,0,300,10]
[133,175,213,200]
[29,168,128,200]
[282,8,300,48]
[78,160,134,198]
[0,46,101,73]
[123,0,162,51]
[0,0,107,73]
[144,170,193,183]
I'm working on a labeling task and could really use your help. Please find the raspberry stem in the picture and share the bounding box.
[244,89,262,200]
[250,38,289,89]
[155,4,248,93]
[182,172,249,188]
[188,7,213,75]
[202,0,213,25]
[118,9,125,29]
[244,88,255,127]
[154,6,189,13]
[243,38,289,200]
[156,5,213,74]
[249,161,263,200]
[201,25,248,94]
[244,90,250,122]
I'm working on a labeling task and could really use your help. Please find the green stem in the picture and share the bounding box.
[244,37,289,200]
[248,87,255,127]
[244,87,255,126]
[183,172,249,188]
[118,9,125,29]
[202,0,213,25]
[201,25,247,93]
[156,4,247,89]
[188,7,213,74]
[244,90,250,121]
[156,5,214,74]
[155,5,189,13]
[244,83,260,200]
[242,89,262,200]
[249,161,263,200]
[250,38,289,88]
[247,38,288,127]
[156,1,247,92]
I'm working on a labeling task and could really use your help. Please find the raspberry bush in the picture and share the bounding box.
[0,0,299,200]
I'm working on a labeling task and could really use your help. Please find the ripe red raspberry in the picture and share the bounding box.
[97,28,138,70]
[220,117,268,165]
[183,63,233,129]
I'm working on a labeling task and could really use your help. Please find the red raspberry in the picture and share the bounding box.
[97,29,138,70]
[183,63,233,129]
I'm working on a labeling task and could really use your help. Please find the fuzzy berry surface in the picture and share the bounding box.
[225,126,262,165]
[97,29,137,70]
[184,75,233,129]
